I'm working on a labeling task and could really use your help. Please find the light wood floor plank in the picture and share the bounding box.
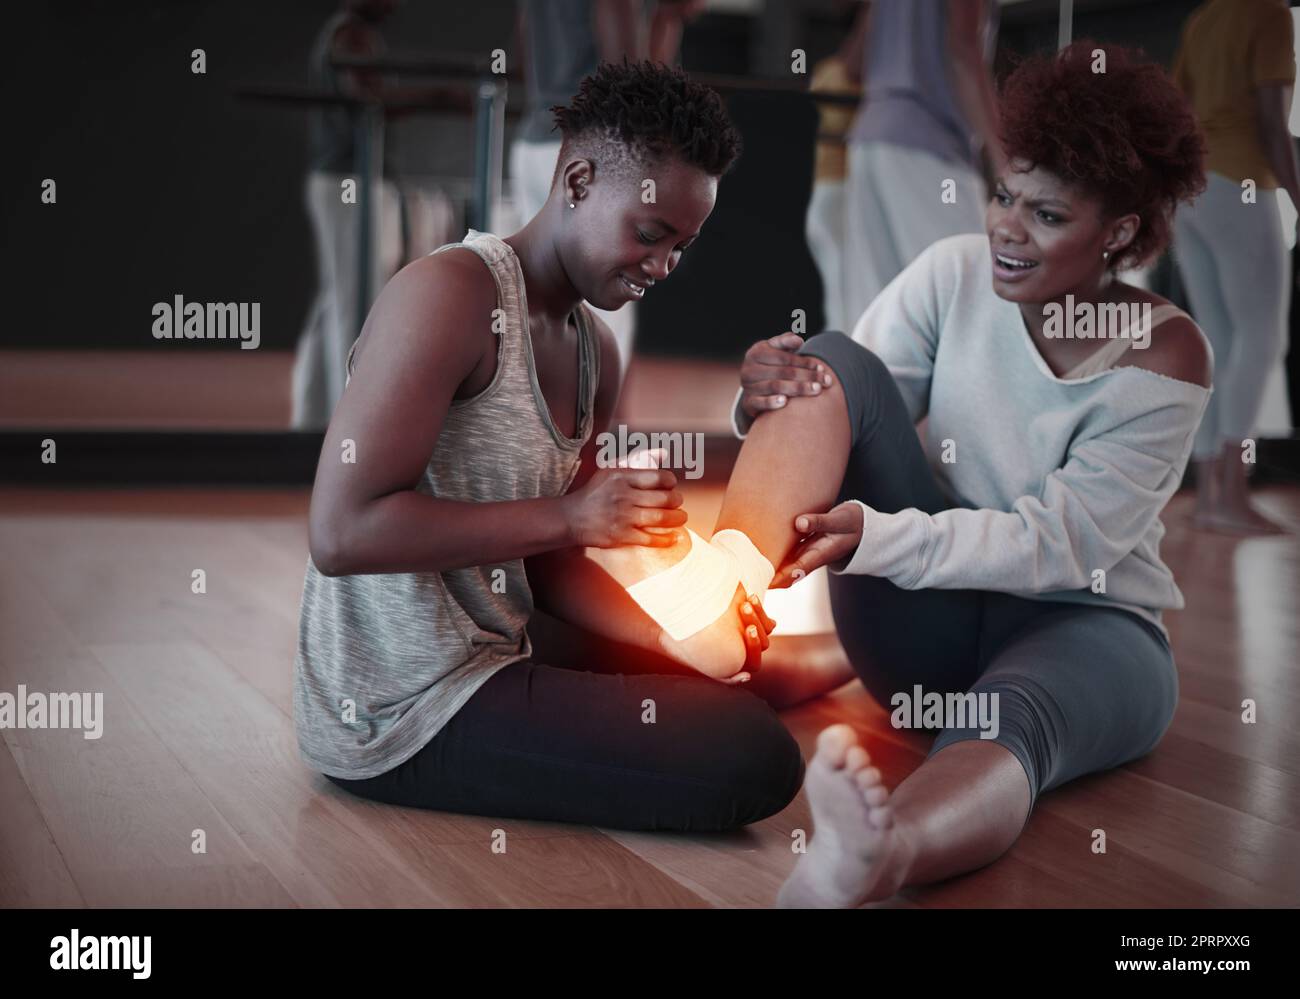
[90,639,598,907]
[0,739,84,907]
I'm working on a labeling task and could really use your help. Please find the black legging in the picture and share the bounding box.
[798,331,1179,827]
[325,652,805,832]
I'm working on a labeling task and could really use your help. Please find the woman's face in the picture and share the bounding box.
[984,159,1132,304]
[564,155,718,311]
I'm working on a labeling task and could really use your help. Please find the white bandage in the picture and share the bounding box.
[710,528,775,601]
[625,528,740,641]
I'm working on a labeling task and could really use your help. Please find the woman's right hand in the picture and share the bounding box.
[739,332,835,420]
[563,464,686,548]
[770,501,865,587]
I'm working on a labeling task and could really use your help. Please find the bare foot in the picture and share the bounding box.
[1195,452,1291,535]
[777,724,910,908]
[656,582,750,679]
[587,530,750,679]
[1191,503,1288,536]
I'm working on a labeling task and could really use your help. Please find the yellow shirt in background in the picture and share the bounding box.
[811,55,861,183]
[1173,0,1296,189]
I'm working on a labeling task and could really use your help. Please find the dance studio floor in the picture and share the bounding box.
[2,482,1298,908]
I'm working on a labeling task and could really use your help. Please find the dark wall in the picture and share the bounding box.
[637,86,823,359]
[4,0,514,352]
[4,0,1223,362]
[998,0,1202,67]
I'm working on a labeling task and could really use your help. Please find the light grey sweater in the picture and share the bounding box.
[735,234,1213,638]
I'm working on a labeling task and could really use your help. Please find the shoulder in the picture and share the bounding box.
[385,249,496,323]
[860,234,985,339]
[810,56,850,91]
[1125,310,1212,389]
[885,234,981,292]
[354,250,495,377]
[1256,0,1295,32]
[915,233,989,280]
[898,233,988,306]
[923,232,987,261]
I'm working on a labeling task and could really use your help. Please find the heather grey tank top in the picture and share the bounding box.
[294,228,599,779]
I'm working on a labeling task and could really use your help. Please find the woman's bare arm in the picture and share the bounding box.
[525,321,663,649]
[307,252,573,576]
[1256,82,1300,215]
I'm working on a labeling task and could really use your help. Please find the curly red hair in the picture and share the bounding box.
[999,39,1207,271]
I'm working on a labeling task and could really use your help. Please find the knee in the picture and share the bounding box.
[1134,653,1179,758]
[948,679,1055,799]
[705,692,806,826]
[799,331,889,382]
[798,332,892,416]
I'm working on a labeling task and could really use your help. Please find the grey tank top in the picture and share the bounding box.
[293,228,600,779]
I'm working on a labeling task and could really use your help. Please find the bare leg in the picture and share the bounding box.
[1193,441,1288,535]
[671,365,1037,902]
[585,382,855,677]
[746,634,857,709]
[712,379,852,562]
[778,725,1032,907]
[888,738,1031,884]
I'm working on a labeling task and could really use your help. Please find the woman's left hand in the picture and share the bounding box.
[771,501,865,588]
[717,593,777,685]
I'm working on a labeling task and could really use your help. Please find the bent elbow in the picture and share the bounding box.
[309,518,350,577]
[310,542,345,578]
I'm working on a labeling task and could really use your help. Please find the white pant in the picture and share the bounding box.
[806,179,849,333]
[844,141,986,331]
[508,138,636,383]
[291,170,403,429]
[1174,170,1294,458]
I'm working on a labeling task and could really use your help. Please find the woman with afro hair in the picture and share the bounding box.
[295,61,810,831]
[723,41,1213,906]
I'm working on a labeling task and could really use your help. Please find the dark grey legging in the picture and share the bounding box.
[798,331,1179,827]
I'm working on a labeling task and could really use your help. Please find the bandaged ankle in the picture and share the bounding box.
[625,528,739,641]
[710,528,775,601]
[624,527,776,642]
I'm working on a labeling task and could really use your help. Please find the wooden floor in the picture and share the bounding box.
[2,483,1298,908]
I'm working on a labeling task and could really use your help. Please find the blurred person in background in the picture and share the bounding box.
[292,0,405,430]
[805,2,870,335]
[1173,0,1299,534]
[842,0,1005,329]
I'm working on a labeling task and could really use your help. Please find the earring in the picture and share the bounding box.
[568,202,575,209]
[1102,250,1110,261]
